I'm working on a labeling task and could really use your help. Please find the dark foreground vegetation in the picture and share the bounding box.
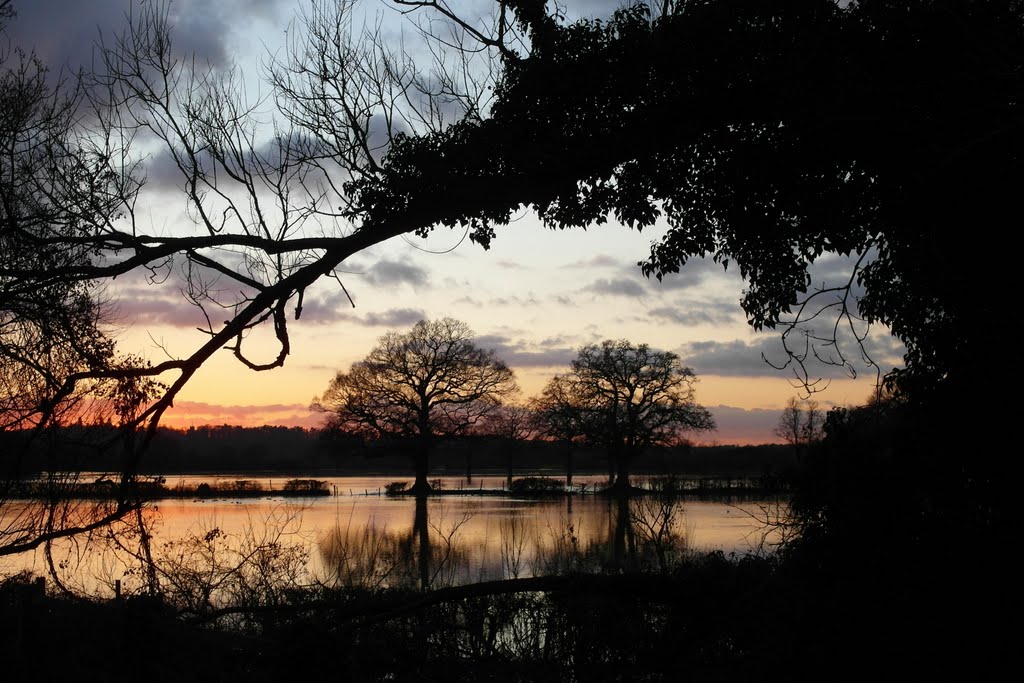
[1,447,1005,683]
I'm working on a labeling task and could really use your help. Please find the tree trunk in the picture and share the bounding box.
[413,495,431,591]
[565,442,574,489]
[410,441,432,496]
[610,450,633,495]
[611,495,635,571]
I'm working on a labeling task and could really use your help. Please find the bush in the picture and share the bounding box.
[384,481,409,495]
[282,479,330,495]
[223,480,262,494]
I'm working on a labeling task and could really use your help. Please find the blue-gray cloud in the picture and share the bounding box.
[113,286,206,328]
[648,302,740,327]
[364,259,429,288]
[566,254,621,269]
[680,332,903,380]
[681,338,815,377]
[474,334,577,369]
[299,285,425,327]
[584,278,646,298]
[361,308,426,327]
[7,0,286,76]
[641,256,729,291]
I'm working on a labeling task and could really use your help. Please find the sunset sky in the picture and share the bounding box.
[7,0,905,444]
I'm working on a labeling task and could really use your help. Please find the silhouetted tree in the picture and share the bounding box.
[478,402,534,488]
[0,1,166,558]
[314,318,518,494]
[773,397,822,452]
[537,340,714,494]
[530,374,589,487]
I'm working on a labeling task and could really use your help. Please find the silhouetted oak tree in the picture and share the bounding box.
[537,340,714,494]
[314,318,517,494]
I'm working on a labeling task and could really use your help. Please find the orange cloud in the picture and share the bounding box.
[159,401,327,430]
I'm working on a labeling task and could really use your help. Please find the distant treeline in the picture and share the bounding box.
[1,424,797,479]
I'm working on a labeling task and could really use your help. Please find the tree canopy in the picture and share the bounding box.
[314,317,518,494]
[535,340,715,493]
[357,0,1019,402]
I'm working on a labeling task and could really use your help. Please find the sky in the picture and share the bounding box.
[5,0,904,445]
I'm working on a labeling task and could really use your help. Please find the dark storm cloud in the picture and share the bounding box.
[7,0,285,76]
[5,1,132,76]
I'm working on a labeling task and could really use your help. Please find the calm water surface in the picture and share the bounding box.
[3,474,786,596]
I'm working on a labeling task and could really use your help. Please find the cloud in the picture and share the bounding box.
[112,286,207,328]
[8,0,285,77]
[806,252,866,287]
[680,332,903,380]
[680,338,804,377]
[474,334,578,369]
[566,254,622,269]
[362,308,427,327]
[641,256,728,291]
[579,256,737,300]
[364,259,429,288]
[648,302,740,327]
[583,278,646,298]
[692,405,784,446]
[161,400,326,430]
[487,294,541,307]
[563,0,630,20]
[297,290,425,327]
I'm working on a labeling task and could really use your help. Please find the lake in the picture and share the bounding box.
[1,474,788,599]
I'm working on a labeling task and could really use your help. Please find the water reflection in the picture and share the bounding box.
[315,492,785,592]
[2,476,787,599]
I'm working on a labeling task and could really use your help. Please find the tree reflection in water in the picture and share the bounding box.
[318,491,704,590]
